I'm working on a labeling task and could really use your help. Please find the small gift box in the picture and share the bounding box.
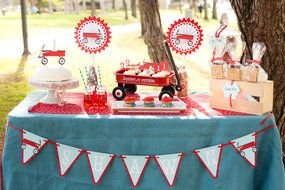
[211,63,224,79]
[242,64,259,82]
[211,43,227,79]
[227,64,241,81]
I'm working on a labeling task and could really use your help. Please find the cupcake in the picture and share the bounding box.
[161,96,173,107]
[143,96,155,107]
[124,96,136,107]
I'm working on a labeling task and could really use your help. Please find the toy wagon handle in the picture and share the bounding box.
[164,40,182,91]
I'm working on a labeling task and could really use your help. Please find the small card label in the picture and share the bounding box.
[223,81,240,99]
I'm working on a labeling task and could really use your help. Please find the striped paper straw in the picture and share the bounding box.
[91,66,97,87]
[78,68,89,95]
[97,65,102,85]
[84,65,90,85]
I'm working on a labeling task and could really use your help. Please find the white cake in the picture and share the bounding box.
[32,65,72,82]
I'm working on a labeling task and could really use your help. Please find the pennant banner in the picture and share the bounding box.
[86,151,115,184]
[194,144,222,178]
[21,130,48,165]
[231,133,257,167]
[56,143,82,176]
[154,153,184,187]
[121,155,150,187]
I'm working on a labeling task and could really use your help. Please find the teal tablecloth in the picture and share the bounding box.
[2,92,285,190]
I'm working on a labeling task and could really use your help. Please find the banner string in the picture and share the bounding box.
[8,122,275,157]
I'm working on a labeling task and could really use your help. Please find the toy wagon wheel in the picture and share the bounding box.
[58,58,65,65]
[21,144,26,150]
[33,149,38,154]
[175,39,180,45]
[240,151,245,157]
[252,147,257,152]
[41,58,48,65]
[162,86,175,96]
[112,86,126,100]
[82,38,88,44]
[95,39,101,45]
[159,90,174,101]
[124,84,137,94]
[188,40,193,46]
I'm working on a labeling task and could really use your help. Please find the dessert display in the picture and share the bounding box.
[124,96,136,107]
[143,96,155,107]
[33,65,72,82]
[161,96,173,107]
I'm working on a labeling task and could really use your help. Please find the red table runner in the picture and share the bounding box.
[28,93,248,116]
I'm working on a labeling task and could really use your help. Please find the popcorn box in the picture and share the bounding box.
[209,79,273,115]
[227,66,241,81]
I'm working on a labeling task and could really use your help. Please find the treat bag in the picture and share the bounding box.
[177,65,188,98]
[211,44,226,79]
[225,40,241,81]
[244,42,267,82]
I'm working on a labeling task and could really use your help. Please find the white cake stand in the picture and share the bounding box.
[29,78,79,104]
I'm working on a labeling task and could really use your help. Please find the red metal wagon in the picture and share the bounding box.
[112,41,182,100]
[82,29,103,45]
[173,30,194,46]
[38,45,66,65]
[21,138,41,154]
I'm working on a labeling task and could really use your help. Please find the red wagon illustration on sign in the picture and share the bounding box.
[38,45,66,65]
[112,41,182,101]
[21,138,41,154]
[172,30,194,46]
[237,141,257,157]
[82,29,103,45]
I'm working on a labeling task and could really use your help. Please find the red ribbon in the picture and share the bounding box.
[229,80,235,108]
[247,60,261,64]
[215,24,227,38]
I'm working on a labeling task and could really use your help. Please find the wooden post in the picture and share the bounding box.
[20,0,30,55]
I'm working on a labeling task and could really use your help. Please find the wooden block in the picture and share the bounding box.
[209,79,273,115]
[211,65,223,79]
[226,67,241,81]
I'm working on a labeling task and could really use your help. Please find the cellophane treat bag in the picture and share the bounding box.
[243,42,268,82]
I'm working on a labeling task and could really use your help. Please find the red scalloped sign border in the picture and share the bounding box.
[166,18,203,55]
[74,16,111,54]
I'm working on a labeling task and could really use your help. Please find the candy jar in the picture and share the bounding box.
[96,85,107,109]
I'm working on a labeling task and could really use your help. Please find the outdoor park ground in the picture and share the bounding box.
[0,9,239,142]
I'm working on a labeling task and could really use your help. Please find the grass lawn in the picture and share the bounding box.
[0,9,239,139]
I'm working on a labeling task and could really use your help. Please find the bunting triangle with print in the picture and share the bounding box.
[154,153,184,187]
[56,143,82,176]
[86,151,115,184]
[121,155,150,187]
[231,133,257,167]
[21,130,48,165]
[194,144,222,178]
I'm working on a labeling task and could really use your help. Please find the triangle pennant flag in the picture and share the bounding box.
[56,143,82,176]
[121,155,150,188]
[231,133,257,167]
[21,130,48,165]
[194,144,223,178]
[154,153,184,187]
[86,151,115,184]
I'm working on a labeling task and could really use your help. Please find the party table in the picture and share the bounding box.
[2,92,285,190]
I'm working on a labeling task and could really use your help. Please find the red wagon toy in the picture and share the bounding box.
[82,29,103,45]
[38,45,66,65]
[112,41,182,100]
[237,141,257,157]
[21,138,41,154]
[173,30,194,46]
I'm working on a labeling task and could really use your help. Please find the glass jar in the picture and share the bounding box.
[95,85,107,108]
[177,65,188,98]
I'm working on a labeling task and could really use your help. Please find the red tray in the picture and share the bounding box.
[115,68,175,87]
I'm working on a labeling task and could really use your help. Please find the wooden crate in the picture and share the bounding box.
[209,79,273,115]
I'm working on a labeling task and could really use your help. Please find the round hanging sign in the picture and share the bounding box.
[166,18,203,55]
[75,16,111,54]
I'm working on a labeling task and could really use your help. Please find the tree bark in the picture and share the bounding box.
[91,0,96,16]
[179,0,182,14]
[138,0,145,37]
[192,0,196,17]
[112,0,115,9]
[140,0,170,63]
[203,0,208,20]
[123,0,128,20]
[212,0,217,19]
[229,0,285,159]
[131,0,137,18]
[20,0,30,55]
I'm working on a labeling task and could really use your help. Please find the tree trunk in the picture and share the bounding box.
[100,0,105,15]
[192,0,196,17]
[140,0,170,63]
[82,0,86,10]
[123,0,128,20]
[212,0,217,19]
[91,0,96,16]
[20,0,30,55]
[48,0,53,13]
[179,0,182,14]
[138,0,145,37]
[131,0,137,18]
[112,0,115,9]
[203,0,208,20]
[229,0,285,160]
